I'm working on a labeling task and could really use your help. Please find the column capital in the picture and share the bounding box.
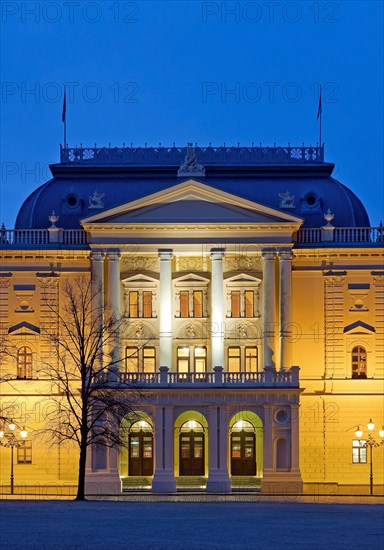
[106,251,121,261]
[90,251,105,262]
[210,248,225,261]
[158,249,173,261]
[261,249,277,260]
[278,249,294,261]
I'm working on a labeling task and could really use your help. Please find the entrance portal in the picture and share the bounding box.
[179,420,205,476]
[128,421,154,476]
[230,420,256,476]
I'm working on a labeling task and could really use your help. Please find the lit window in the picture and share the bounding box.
[194,347,207,373]
[129,291,139,318]
[177,347,190,373]
[126,347,139,372]
[179,291,189,318]
[352,346,367,378]
[143,347,156,373]
[17,441,32,464]
[228,347,241,372]
[245,347,258,372]
[231,291,241,318]
[142,291,152,318]
[244,291,254,318]
[352,440,367,463]
[193,291,203,317]
[17,346,32,379]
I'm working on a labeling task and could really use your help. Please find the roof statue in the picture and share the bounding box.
[89,190,105,209]
[177,143,206,177]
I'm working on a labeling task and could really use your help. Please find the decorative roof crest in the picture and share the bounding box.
[177,143,205,177]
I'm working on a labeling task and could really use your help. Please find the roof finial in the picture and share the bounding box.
[177,143,205,177]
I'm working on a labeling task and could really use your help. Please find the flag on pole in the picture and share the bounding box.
[317,85,322,120]
[62,86,67,123]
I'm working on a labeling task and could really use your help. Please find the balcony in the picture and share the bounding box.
[296,226,383,246]
[0,228,88,248]
[99,366,300,389]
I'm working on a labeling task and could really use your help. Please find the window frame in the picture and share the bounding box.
[143,346,156,373]
[351,345,367,379]
[245,346,258,373]
[17,441,32,464]
[17,346,33,379]
[129,291,139,318]
[228,347,241,372]
[352,440,367,464]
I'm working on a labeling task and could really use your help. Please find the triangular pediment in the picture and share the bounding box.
[174,273,210,284]
[343,321,375,334]
[8,321,40,336]
[82,180,303,226]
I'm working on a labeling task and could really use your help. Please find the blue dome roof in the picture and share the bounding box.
[15,146,370,229]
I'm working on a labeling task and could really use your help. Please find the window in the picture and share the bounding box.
[17,346,32,379]
[231,291,241,318]
[129,291,139,318]
[352,440,367,463]
[126,347,139,372]
[179,291,189,318]
[177,347,190,373]
[194,347,207,373]
[193,291,203,317]
[142,291,152,318]
[244,291,254,318]
[228,347,241,372]
[352,346,367,378]
[17,441,32,464]
[126,347,156,373]
[143,347,156,373]
[245,347,258,372]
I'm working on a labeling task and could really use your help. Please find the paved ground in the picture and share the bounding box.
[0,501,383,549]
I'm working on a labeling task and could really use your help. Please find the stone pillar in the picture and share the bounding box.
[279,250,293,371]
[107,252,121,372]
[206,406,231,493]
[158,249,173,370]
[290,404,301,476]
[262,250,276,368]
[152,406,177,492]
[90,251,105,311]
[210,248,225,369]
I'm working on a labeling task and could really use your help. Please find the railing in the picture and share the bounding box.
[112,366,299,388]
[0,228,88,247]
[296,226,384,245]
[60,144,324,165]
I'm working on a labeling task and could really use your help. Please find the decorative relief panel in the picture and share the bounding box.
[121,256,159,272]
[224,256,262,272]
[175,256,208,272]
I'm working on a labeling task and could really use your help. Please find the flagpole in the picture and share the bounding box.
[62,85,67,148]
[318,84,322,148]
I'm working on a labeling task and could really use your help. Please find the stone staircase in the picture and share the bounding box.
[176,476,207,490]
[122,477,152,491]
[231,477,261,491]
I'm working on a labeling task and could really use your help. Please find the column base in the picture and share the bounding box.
[260,470,303,495]
[206,470,232,493]
[85,472,122,496]
[152,469,177,493]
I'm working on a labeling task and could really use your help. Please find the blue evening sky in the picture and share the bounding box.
[0,0,383,228]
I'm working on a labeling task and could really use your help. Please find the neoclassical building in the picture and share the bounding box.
[0,144,383,495]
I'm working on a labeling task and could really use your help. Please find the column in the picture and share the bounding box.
[210,248,225,368]
[262,250,276,368]
[279,250,293,371]
[158,249,173,369]
[107,252,121,370]
[90,251,105,312]
[206,406,231,493]
[152,406,177,492]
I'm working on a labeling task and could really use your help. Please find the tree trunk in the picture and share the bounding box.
[76,439,87,500]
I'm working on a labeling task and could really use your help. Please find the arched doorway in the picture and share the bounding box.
[179,420,205,476]
[229,412,263,478]
[230,420,256,476]
[128,420,154,476]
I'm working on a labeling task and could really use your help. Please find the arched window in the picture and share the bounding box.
[352,346,367,379]
[17,347,32,379]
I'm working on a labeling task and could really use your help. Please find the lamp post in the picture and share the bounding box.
[355,419,384,496]
[0,421,28,494]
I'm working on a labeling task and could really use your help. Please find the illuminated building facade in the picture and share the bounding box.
[1,144,383,495]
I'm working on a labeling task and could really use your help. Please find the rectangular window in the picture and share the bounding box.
[194,347,207,373]
[129,291,139,318]
[245,290,254,318]
[231,291,241,318]
[143,347,156,373]
[142,291,152,318]
[177,347,190,373]
[245,347,258,372]
[228,347,241,372]
[352,440,367,463]
[126,347,139,372]
[17,441,32,464]
[179,291,189,318]
[193,291,203,318]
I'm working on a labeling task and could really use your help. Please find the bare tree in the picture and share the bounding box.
[39,277,144,500]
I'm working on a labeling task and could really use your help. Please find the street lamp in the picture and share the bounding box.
[0,421,28,494]
[355,419,384,495]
